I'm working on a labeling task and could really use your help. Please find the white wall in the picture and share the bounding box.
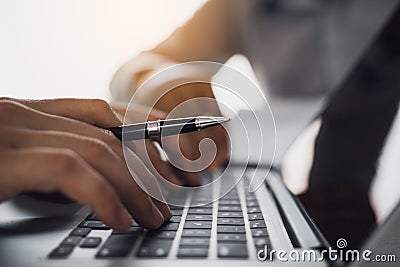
[0,0,206,99]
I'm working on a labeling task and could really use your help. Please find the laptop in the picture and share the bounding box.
[1,3,400,266]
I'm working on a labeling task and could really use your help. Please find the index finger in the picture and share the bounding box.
[3,98,122,128]
[0,147,132,231]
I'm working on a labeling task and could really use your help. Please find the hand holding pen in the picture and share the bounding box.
[106,116,230,141]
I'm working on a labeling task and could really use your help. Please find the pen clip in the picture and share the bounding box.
[147,120,161,139]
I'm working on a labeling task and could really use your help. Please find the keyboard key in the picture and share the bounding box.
[169,205,184,210]
[250,220,266,229]
[217,234,247,243]
[245,191,255,197]
[80,237,102,248]
[182,229,211,237]
[253,237,272,249]
[217,218,245,226]
[218,243,248,258]
[184,221,212,229]
[61,236,82,247]
[247,213,264,221]
[171,209,183,216]
[178,247,208,258]
[159,222,179,231]
[246,201,259,208]
[194,203,214,208]
[217,226,246,234]
[190,203,214,209]
[136,239,173,258]
[245,196,257,201]
[247,207,262,214]
[48,246,74,259]
[146,231,176,239]
[70,227,91,237]
[169,216,182,223]
[218,212,243,218]
[180,238,210,247]
[251,228,268,237]
[219,199,240,206]
[188,208,213,215]
[221,193,239,200]
[86,213,100,221]
[79,221,109,230]
[112,227,144,235]
[96,234,138,258]
[218,205,242,212]
[186,214,212,221]
[245,192,256,197]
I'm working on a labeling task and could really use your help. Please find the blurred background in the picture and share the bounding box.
[0,0,206,99]
[0,0,392,99]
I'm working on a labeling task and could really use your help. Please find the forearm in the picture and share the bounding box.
[151,0,240,63]
[110,0,241,102]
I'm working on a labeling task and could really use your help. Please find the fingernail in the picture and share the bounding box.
[153,199,172,221]
[170,176,182,186]
[118,208,132,231]
[151,204,165,228]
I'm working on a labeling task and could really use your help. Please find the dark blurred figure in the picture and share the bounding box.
[300,5,400,248]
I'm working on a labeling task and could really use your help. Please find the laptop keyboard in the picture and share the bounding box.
[48,177,272,260]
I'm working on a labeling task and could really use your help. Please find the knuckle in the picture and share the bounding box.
[102,131,122,150]
[89,98,121,127]
[48,149,80,173]
[92,98,112,113]
[84,138,110,158]
[0,100,23,114]
[90,178,113,200]
[0,97,13,102]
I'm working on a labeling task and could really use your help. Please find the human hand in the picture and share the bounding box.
[0,98,171,231]
[130,79,230,186]
[112,104,184,186]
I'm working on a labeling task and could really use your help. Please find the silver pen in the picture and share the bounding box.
[106,116,230,141]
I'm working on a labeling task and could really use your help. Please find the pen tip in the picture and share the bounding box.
[195,116,230,130]
[219,117,230,124]
[196,116,230,125]
[214,117,230,124]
